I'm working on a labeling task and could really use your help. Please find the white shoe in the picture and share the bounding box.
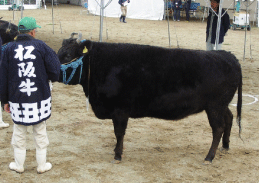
[9,148,26,173]
[0,121,9,128]
[36,148,52,174]
[37,162,52,174]
[9,162,24,173]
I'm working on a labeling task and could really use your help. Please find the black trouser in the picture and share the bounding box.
[186,5,190,21]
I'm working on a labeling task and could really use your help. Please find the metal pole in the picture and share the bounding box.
[13,1,15,21]
[164,0,166,20]
[21,0,24,18]
[60,21,63,34]
[99,0,104,42]
[257,1,260,27]
[233,0,235,13]
[243,1,249,61]
[215,0,223,50]
[52,0,54,34]
[167,0,171,48]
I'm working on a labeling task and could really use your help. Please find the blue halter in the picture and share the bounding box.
[60,39,87,85]
[60,56,83,85]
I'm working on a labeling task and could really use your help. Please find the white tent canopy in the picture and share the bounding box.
[88,0,165,21]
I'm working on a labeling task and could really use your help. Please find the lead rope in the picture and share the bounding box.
[86,56,91,111]
[61,57,83,84]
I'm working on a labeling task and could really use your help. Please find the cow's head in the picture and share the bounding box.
[57,32,92,64]
[0,20,19,44]
[58,32,92,85]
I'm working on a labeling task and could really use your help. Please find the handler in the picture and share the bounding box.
[0,17,60,174]
[206,0,230,50]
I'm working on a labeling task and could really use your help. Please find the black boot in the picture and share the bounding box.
[123,16,127,23]
[119,15,123,22]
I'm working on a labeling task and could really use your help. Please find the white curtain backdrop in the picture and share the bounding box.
[88,0,165,21]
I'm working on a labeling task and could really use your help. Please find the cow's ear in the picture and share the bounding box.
[61,39,67,47]
[79,40,92,55]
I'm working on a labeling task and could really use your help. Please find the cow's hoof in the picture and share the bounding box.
[203,160,212,165]
[219,147,229,153]
[111,159,121,164]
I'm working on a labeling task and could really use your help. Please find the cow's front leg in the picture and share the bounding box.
[112,109,129,162]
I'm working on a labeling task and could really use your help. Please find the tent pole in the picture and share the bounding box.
[52,0,54,34]
[21,0,24,18]
[164,0,166,20]
[166,0,171,47]
[243,1,249,61]
[13,2,15,21]
[99,0,104,42]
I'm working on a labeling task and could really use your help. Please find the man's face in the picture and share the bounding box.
[211,0,219,12]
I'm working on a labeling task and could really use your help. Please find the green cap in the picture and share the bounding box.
[18,17,41,31]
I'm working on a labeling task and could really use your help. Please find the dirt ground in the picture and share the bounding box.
[0,4,259,183]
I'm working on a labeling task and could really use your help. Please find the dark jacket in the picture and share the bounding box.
[0,34,60,125]
[118,0,129,6]
[174,0,182,10]
[185,0,191,9]
[206,9,230,44]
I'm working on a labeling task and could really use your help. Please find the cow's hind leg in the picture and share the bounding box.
[204,106,226,164]
[222,108,233,151]
[112,109,129,162]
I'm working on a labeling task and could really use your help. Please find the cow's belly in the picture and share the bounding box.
[91,87,232,120]
[129,93,205,120]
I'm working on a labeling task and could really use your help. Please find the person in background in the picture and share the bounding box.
[0,37,10,128]
[206,0,230,50]
[235,1,240,12]
[173,0,182,21]
[185,0,191,21]
[119,0,130,23]
[0,17,60,174]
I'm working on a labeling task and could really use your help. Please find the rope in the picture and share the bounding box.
[60,56,84,85]
[86,56,91,111]
[60,39,87,85]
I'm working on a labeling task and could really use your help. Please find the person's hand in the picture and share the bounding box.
[4,104,11,113]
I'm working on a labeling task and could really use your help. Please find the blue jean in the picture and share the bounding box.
[173,9,180,20]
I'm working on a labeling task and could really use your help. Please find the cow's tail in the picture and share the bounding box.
[236,73,243,141]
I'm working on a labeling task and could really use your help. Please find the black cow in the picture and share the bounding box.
[57,33,242,164]
[0,19,19,44]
